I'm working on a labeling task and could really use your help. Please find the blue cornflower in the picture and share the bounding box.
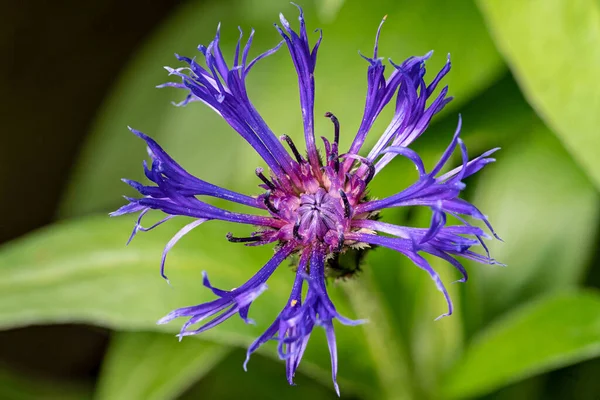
[113,6,501,395]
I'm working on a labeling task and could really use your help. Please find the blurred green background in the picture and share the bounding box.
[1,0,600,399]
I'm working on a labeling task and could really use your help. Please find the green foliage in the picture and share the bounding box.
[96,332,230,400]
[477,0,600,190]
[442,291,600,399]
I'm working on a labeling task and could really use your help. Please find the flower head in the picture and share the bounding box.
[113,5,500,395]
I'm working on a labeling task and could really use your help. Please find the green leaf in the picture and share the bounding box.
[96,332,230,400]
[468,120,599,322]
[0,216,372,395]
[441,290,600,399]
[477,0,600,190]
[0,216,271,333]
[59,0,503,217]
[0,367,91,400]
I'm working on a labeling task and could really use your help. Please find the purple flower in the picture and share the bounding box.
[113,5,501,395]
